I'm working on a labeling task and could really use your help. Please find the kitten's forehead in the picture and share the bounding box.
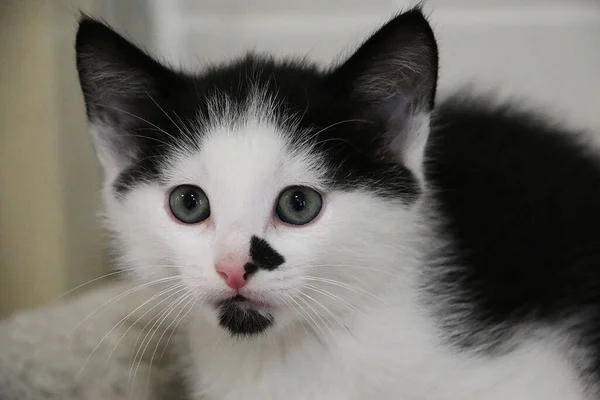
[162,96,327,200]
[109,62,419,201]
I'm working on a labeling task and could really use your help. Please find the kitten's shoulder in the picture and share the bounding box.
[428,91,600,178]
[423,91,600,357]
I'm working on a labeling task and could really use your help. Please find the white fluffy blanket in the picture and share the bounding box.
[0,280,187,400]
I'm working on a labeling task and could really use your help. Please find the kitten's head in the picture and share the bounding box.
[75,8,438,338]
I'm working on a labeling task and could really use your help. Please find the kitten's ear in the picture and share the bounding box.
[75,16,180,175]
[328,8,438,179]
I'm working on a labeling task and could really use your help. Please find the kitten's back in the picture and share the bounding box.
[426,95,600,368]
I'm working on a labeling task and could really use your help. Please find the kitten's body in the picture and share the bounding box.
[186,298,583,400]
[73,8,600,400]
[180,97,595,400]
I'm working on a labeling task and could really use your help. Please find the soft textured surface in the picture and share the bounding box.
[0,280,186,400]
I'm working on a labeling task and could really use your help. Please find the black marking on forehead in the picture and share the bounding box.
[79,18,428,202]
[113,158,161,195]
[250,236,285,271]
[109,78,203,197]
[290,90,421,201]
[105,53,421,202]
[109,55,325,197]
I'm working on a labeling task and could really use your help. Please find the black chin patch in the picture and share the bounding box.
[218,300,274,336]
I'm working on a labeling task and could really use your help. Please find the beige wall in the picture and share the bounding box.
[0,0,106,316]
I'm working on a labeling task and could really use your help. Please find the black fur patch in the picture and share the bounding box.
[217,300,274,336]
[425,95,600,364]
[75,10,433,201]
[249,236,285,271]
[243,262,258,279]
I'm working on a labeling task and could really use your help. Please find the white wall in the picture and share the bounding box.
[137,0,600,131]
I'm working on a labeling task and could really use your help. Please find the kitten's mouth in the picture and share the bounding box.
[215,294,272,310]
[216,295,274,336]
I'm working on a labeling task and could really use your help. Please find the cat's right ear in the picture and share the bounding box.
[75,16,180,175]
[325,8,438,181]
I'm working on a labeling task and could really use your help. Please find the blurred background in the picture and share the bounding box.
[0,0,599,317]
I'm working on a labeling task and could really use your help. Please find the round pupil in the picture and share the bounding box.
[183,190,199,211]
[289,191,306,212]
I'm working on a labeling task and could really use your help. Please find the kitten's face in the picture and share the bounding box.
[76,9,438,337]
[105,97,422,336]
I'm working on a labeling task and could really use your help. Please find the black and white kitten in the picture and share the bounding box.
[76,8,600,400]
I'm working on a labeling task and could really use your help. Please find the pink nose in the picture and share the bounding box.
[215,264,247,290]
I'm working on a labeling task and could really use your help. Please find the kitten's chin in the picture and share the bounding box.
[215,295,274,336]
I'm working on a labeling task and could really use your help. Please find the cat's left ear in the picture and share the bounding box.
[328,8,438,179]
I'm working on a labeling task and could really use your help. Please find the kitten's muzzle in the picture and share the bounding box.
[215,260,258,290]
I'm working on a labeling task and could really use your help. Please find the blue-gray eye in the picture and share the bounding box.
[169,185,210,224]
[276,186,323,225]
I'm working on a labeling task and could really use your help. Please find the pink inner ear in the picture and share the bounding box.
[384,111,431,181]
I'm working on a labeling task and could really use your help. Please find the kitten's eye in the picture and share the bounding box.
[169,185,210,224]
[276,186,323,226]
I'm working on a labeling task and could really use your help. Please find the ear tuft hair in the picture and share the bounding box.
[328,8,439,178]
[75,16,185,174]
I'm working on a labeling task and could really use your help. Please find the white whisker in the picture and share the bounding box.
[145,91,182,134]
[68,276,181,341]
[294,291,334,339]
[126,286,189,381]
[134,291,194,393]
[78,283,184,376]
[59,270,127,298]
[300,263,396,277]
[286,293,327,341]
[301,284,364,316]
[157,295,199,362]
[91,103,173,141]
[294,289,349,334]
[302,276,387,304]
[277,294,311,341]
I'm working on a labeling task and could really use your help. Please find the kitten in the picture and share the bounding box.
[75,7,600,400]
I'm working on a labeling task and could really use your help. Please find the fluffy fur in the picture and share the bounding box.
[0,281,186,399]
[73,8,600,400]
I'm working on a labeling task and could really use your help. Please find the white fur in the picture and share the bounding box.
[100,96,589,400]
[0,281,184,400]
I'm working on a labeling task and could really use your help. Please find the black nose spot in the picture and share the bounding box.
[243,262,258,279]
[249,236,285,270]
